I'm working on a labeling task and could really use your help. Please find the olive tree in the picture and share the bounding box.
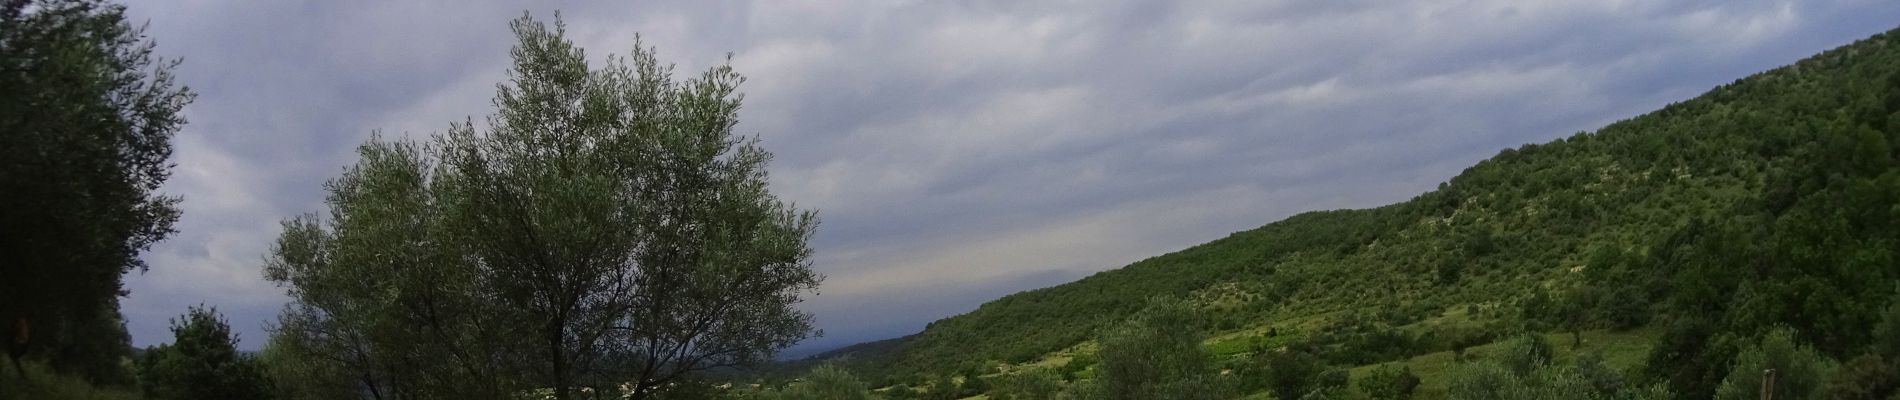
[0,0,191,384]
[262,13,819,400]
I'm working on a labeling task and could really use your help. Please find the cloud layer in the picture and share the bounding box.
[117,0,1900,354]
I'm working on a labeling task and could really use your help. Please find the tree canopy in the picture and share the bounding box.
[262,13,819,400]
[0,0,191,386]
[137,306,271,400]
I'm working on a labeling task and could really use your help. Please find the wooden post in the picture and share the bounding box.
[1760,368,1776,400]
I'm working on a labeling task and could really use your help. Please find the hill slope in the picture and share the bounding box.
[807,26,1900,398]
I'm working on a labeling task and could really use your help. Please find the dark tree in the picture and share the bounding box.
[1259,348,1326,400]
[0,0,191,384]
[138,306,272,400]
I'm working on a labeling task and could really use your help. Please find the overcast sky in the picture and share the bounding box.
[116,0,1898,355]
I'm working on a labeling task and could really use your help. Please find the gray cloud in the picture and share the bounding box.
[116,0,1900,354]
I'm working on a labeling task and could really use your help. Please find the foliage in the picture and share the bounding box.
[1874,297,1900,359]
[262,137,515,399]
[261,13,819,400]
[255,327,359,400]
[1821,354,1898,400]
[1357,365,1420,400]
[137,306,271,400]
[1252,348,1330,400]
[1712,328,1838,400]
[1494,334,1553,378]
[1640,316,1737,400]
[1092,298,1232,400]
[1445,348,1670,400]
[991,369,1065,400]
[883,383,918,400]
[0,0,191,385]
[797,25,1900,399]
[757,365,879,400]
[0,359,140,400]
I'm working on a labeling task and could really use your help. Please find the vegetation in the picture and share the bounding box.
[745,365,879,400]
[792,25,1900,400]
[136,306,271,400]
[1092,298,1234,400]
[259,13,820,400]
[1357,365,1419,400]
[8,0,1900,399]
[0,359,139,400]
[0,0,190,388]
[1439,335,1669,400]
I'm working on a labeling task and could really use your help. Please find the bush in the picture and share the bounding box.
[924,374,960,400]
[958,375,991,397]
[885,383,918,400]
[1358,365,1420,400]
[1446,358,1672,400]
[1143,374,1236,400]
[1093,298,1228,400]
[0,360,140,400]
[1641,316,1738,400]
[1711,328,1837,400]
[1446,362,1519,400]
[1496,333,1554,377]
[768,365,878,400]
[990,370,1063,400]
[1252,348,1325,400]
[1819,354,1896,400]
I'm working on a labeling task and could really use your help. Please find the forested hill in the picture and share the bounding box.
[803,26,1900,398]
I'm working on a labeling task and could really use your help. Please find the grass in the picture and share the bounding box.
[0,360,141,400]
[1336,328,1659,400]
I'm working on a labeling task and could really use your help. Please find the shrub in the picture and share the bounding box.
[990,370,1063,400]
[1496,333,1554,377]
[1712,328,1837,400]
[1358,365,1421,400]
[1819,354,1896,400]
[1093,298,1226,400]
[771,365,877,400]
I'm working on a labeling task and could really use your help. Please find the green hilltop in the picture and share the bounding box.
[787,26,1900,399]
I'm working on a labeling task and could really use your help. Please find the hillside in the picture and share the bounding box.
[793,26,1900,398]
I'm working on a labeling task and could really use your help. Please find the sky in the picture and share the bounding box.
[115,0,1900,356]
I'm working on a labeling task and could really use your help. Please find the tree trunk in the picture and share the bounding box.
[7,352,23,380]
[8,316,27,379]
[549,320,569,400]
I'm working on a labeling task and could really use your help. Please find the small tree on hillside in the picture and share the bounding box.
[1256,347,1328,400]
[1359,364,1420,400]
[1094,297,1231,400]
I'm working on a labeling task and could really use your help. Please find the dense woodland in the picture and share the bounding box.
[4,0,1900,399]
